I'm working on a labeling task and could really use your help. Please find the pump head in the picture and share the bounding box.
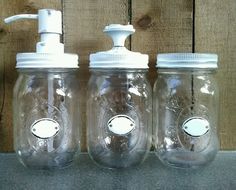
[4,9,64,53]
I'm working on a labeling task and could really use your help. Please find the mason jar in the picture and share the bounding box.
[87,24,152,168]
[87,69,152,168]
[13,68,80,169]
[153,53,219,168]
[6,8,80,169]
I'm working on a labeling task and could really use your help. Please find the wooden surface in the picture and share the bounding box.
[0,0,235,151]
[131,0,193,84]
[195,0,236,149]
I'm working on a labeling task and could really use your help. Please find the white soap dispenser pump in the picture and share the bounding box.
[5,9,80,169]
[5,9,78,68]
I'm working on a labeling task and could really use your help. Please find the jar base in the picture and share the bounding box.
[88,149,148,169]
[16,151,75,170]
[157,151,217,169]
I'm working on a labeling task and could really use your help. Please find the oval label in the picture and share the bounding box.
[182,117,210,137]
[31,118,60,139]
[107,115,135,135]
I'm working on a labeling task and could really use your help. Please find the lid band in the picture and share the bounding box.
[156,53,218,69]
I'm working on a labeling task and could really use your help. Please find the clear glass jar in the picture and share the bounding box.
[153,53,219,169]
[87,69,152,168]
[13,69,80,169]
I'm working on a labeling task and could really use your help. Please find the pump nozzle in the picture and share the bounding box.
[4,9,64,53]
[4,14,38,23]
[104,24,135,47]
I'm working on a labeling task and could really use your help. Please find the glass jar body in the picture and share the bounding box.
[13,69,80,169]
[153,69,219,168]
[87,69,152,168]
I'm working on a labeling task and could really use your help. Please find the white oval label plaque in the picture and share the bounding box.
[107,115,135,135]
[182,117,210,137]
[31,118,60,139]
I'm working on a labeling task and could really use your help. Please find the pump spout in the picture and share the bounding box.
[4,14,38,23]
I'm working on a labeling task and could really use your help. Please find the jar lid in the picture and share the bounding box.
[156,53,218,69]
[16,53,78,68]
[89,24,148,69]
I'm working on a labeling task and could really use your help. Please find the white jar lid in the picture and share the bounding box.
[156,53,218,69]
[16,53,79,68]
[89,24,148,69]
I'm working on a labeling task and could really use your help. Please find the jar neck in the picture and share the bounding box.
[17,68,78,73]
[89,69,149,82]
[157,68,217,75]
[90,68,148,75]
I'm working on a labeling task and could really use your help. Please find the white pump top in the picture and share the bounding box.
[89,24,148,69]
[4,9,78,68]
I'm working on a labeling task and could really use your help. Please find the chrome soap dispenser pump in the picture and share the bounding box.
[5,9,80,169]
[87,24,152,169]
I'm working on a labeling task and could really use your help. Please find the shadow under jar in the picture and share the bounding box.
[153,53,219,169]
